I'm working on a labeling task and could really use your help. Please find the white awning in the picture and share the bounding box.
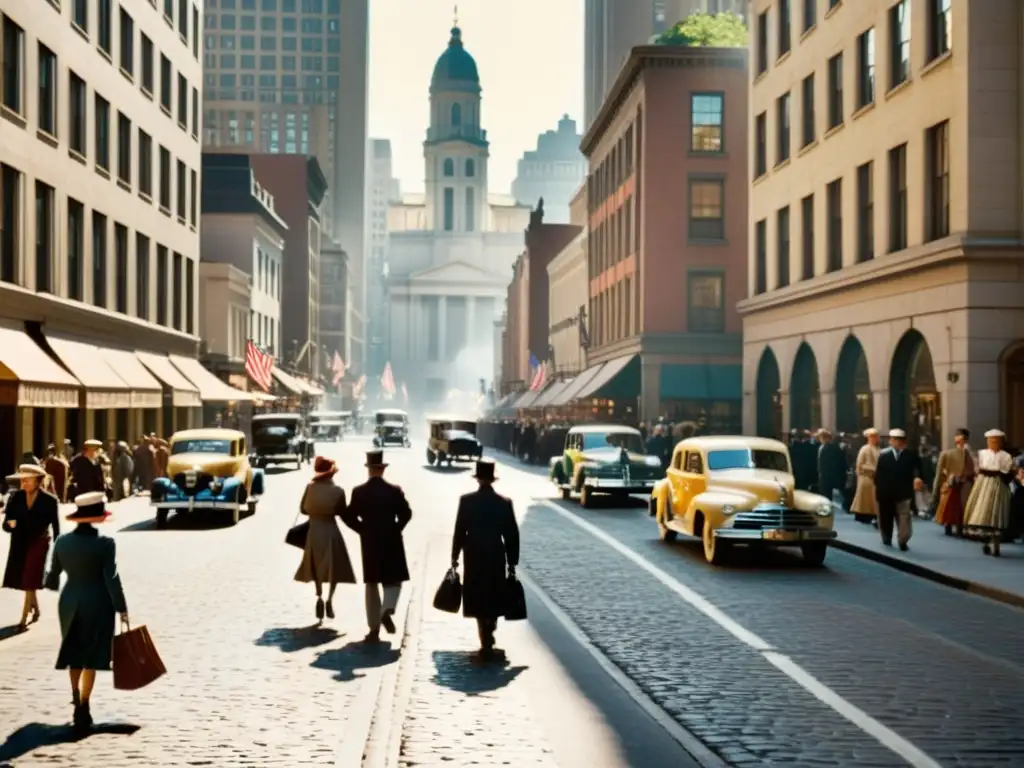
[0,324,80,409]
[98,348,163,409]
[271,366,304,396]
[169,355,253,402]
[135,352,202,408]
[45,335,131,410]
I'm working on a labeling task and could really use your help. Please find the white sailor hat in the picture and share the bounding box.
[888,429,907,439]
[984,429,1006,439]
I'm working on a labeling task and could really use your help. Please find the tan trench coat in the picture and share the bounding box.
[850,443,880,517]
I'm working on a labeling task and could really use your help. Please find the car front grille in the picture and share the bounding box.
[172,472,212,496]
[731,506,818,530]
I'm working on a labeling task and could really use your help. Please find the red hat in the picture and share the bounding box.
[313,456,337,479]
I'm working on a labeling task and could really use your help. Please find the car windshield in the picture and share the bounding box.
[171,439,232,455]
[254,425,295,437]
[582,432,645,453]
[446,430,476,440]
[707,449,790,472]
[376,412,407,425]
[452,421,476,434]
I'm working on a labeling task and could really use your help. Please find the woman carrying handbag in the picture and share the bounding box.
[2,464,60,628]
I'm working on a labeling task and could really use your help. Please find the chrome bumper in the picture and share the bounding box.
[255,454,299,460]
[152,499,241,511]
[715,528,837,542]
[583,478,657,491]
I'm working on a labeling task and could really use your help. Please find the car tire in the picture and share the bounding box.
[156,509,169,529]
[702,516,728,565]
[426,449,435,465]
[248,499,257,516]
[801,542,828,567]
[580,484,594,508]
[649,497,658,517]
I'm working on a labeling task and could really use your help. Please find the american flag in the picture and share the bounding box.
[381,363,396,396]
[331,351,346,386]
[353,374,367,398]
[529,359,546,391]
[245,340,274,392]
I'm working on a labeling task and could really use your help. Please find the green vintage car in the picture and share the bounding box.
[548,424,666,508]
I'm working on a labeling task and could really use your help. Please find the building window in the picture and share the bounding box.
[754,219,767,294]
[926,120,950,241]
[803,0,816,32]
[889,1,910,90]
[92,212,107,307]
[138,130,152,197]
[801,194,814,280]
[928,0,951,61]
[688,179,725,241]
[67,198,84,301]
[776,92,790,165]
[178,0,189,39]
[159,146,171,210]
[185,257,194,334]
[191,87,199,137]
[156,245,168,325]
[2,16,24,115]
[73,0,88,30]
[0,164,20,284]
[464,188,474,232]
[119,8,133,76]
[95,94,110,171]
[826,178,842,272]
[117,112,132,185]
[98,0,112,56]
[37,44,57,136]
[160,54,172,112]
[801,73,815,147]
[114,223,128,313]
[857,28,875,108]
[827,52,843,129]
[888,142,908,252]
[756,10,768,75]
[443,158,454,177]
[69,72,87,156]
[778,0,791,57]
[690,93,724,153]
[856,161,874,261]
[443,186,453,231]
[141,34,154,94]
[176,160,186,218]
[776,206,790,288]
[177,73,187,126]
[136,233,149,320]
[34,181,54,293]
[687,272,725,332]
[754,112,767,178]
[465,158,475,177]
[451,102,461,126]
[190,169,197,226]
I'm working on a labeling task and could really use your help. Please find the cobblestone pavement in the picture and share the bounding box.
[488,455,1024,767]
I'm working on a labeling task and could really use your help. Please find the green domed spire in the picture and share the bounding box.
[430,26,480,93]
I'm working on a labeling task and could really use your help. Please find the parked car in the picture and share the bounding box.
[426,416,482,466]
[373,409,410,447]
[650,436,836,566]
[549,424,665,507]
[151,428,264,527]
[251,413,306,468]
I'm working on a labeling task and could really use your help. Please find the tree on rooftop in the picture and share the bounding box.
[654,12,749,48]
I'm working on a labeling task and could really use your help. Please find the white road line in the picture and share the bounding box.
[537,499,944,768]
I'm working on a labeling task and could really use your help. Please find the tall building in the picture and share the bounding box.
[366,139,400,376]
[511,115,587,224]
[0,0,205,470]
[740,0,1024,449]
[385,25,530,405]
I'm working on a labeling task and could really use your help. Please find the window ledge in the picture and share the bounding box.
[97,47,112,64]
[852,101,875,121]
[774,157,792,171]
[68,148,87,166]
[177,121,187,131]
[0,105,26,129]
[885,78,912,101]
[825,2,842,20]
[71,23,89,43]
[797,139,818,158]
[177,216,187,226]
[95,165,110,179]
[159,205,171,217]
[139,191,153,204]
[775,50,792,67]
[190,224,197,233]
[800,24,816,43]
[752,171,770,187]
[160,105,172,117]
[120,68,134,84]
[823,122,844,140]
[754,69,768,87]
[921,51,952,79]
[163,16,173,30]
[36,129,59,149]
[688,238,729,247]
[688,150,728,159]
[117,179,132,193]
[141,86,153,100]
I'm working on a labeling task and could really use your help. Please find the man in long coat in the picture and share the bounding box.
[451,460,520,658]
[817,429,848,509]
[342,450,412,643]
[68,440,106,499]
[132,435,155,494]
[874,429,925,551]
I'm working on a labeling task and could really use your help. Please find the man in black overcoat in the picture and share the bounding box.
[342,450,412,643]
[451,460,520,658]
[874,428,924,551]
[68,439,106,499]
[816,429,848,509]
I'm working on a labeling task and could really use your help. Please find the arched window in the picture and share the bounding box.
[451,103,462,126]
[465,158,475,177]
[443,158,454,177]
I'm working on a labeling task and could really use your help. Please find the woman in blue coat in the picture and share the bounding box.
[45,492,129,731]
[2,464,60,627]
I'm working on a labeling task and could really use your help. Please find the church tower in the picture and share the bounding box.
[424,24,488,233]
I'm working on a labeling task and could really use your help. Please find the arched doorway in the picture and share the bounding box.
[790,343,822,431]
[835,336,873,434]
[1004,344,1024,449]
[889,329,941,447]
[755,348,782,438]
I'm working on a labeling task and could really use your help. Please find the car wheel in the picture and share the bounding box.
[580,484,594,508]
[801,542,828,567]
[426,449,435,465]
[702,516,728,565]
[649,497,658,517]
[248,499,257,516]
[156,509,169,529]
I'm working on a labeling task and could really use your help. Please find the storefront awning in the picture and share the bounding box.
[573,354,639,402]
[532,378,574,408]
[169,355,253,402]
[659,364,742,401]
[98,348,163,409]
[135,352,202,408]
[550,363,605,406]
[45,335,132,410]
[298,377,324,397]
[271,366,305,396]
[0,324,80,409]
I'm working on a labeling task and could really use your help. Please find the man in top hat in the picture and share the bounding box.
[451,460,520,658]
[874,428,925,550]
[341,451,412,643]
[68,440,106,500]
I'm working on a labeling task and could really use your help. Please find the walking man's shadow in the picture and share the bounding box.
[430,650,526,695]
[0,722,140,762]
[311,640,400,682]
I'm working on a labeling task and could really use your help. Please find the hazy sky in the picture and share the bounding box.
[367,0,584,194]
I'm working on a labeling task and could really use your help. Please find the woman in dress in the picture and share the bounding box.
[2,464,60,628]
[45,492,129,730]
[294,457,355,621]
[850,428,881,524]
[963,429,1015,557]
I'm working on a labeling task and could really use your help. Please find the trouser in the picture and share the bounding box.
[364,583,401,632]
[476,617,497,648]
[878,499,913,546]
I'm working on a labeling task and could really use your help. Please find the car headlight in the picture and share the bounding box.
[721,504,737,515]
[210,478,223,493]
[816,503,833,517]
[644,456,662,467]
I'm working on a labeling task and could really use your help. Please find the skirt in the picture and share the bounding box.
[850,476,878,517]
[963,476,1011,532]
[934,485,965,527]
[20,536,49,590]
[294,516,356,587]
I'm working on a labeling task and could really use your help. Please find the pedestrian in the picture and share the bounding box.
[112,442,134,501]
[294,456,356,621]
[450,460,520,659]
[816,429,847,511]
[874,428,925,551]
[933,427,974,537]
[341,450,412,643]
[132,435,155,494]
[44,491,129,732]
[2,464,60,628]
[963,429,1015,557]
[44,443,70,503]
[152,435,170,479]
[68,439,106,499]
[850,427,881,524]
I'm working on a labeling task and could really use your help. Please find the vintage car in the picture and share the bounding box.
[250,413,307,468]
[309,410,351,442]
[650,436,836,566]
[151,428,264,527]
[373,409,410,448]
[425,416,482,466]
[549,424,665,507]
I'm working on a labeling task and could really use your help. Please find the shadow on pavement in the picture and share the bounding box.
[423,465,472,474]
[0,624,27,643]
[118,512,235,533]
[0,722,140,762]
[264,466,299,475]
[429,650,526,695]
[255,625,341,653]
[311,641,400,682]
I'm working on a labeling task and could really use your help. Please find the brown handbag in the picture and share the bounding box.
[112,620,167,691]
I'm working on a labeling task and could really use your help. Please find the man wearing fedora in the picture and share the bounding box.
[342,451,412,643]
[874,429,925,551]
[451,460,520,658]
[68,440,106,500]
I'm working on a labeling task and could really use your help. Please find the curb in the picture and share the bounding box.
[830,539,1024,610]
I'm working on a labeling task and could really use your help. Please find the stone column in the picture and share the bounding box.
[640,358,660,422]
[872,390,889,435]
[779,390,792,434]
[819,389,836,432]
[438,295,448,362]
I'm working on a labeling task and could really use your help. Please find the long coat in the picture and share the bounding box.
[2,490,60,590]
[341,477,411,584]
[850,444,880,517]
[451,487,520,619]
[45,525,128,670]
[294,480,356,587]
[817,442,847,502]
[933,446,974,526]
[44,456,69,503]
[69,454,105,499]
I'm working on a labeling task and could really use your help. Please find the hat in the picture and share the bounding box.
[365,450,387,468]
[888,429,907,439]
[473,460,497,481]
[863,427,879,437]
[83,439,103,448]
[15,464,46,478]
[984,429,1006,439]
[66,491,111,522]
[313,456,337,479]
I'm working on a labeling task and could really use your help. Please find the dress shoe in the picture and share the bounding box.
[381,609,396,634]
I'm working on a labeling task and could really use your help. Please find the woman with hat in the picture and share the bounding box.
[45,491,129,730]
[963,429,1015,556]
[850,428,881,524]
[294,456,356,621]
[2,464,60,628]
